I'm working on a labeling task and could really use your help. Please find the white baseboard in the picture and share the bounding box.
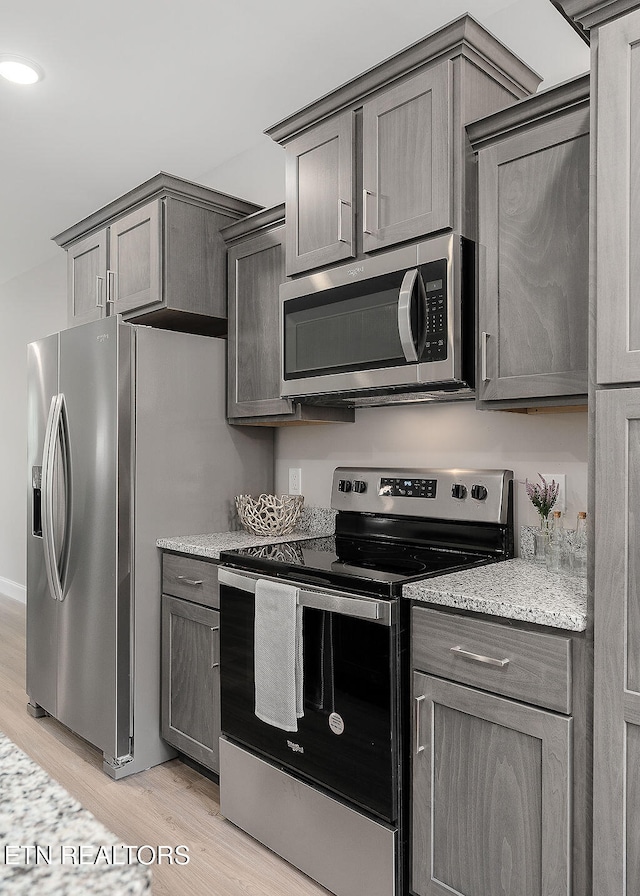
[0,576,26,603]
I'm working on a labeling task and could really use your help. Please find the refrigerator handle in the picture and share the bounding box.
[41,393,70,602]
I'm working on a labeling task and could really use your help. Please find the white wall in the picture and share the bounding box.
[275,402,588,550]
[0,255,67,600]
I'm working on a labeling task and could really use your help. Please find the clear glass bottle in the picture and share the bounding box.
[546,510,565,573]
[572,511,587,578]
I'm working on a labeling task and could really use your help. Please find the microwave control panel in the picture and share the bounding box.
[421,258,447,363]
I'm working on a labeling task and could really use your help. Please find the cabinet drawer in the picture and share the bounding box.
[411,606,572,713]
[162,553,219,608]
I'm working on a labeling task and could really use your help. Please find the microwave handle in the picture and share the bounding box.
[398,268,427,362]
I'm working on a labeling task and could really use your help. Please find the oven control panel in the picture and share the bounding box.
[332,467,513,524]
[379,477,437,499]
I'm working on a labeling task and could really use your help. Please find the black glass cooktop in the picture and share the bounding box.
[219,534,492,598]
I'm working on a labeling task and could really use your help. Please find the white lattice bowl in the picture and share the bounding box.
[235,494,304,536]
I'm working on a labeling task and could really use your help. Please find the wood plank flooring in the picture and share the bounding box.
[0,593,329,896]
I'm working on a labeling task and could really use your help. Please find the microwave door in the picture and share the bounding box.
[281,267,424,398]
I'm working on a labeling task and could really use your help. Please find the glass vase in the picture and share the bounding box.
[534,517,551,563]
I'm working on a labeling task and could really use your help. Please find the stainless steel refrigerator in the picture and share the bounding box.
[26,315,273,778]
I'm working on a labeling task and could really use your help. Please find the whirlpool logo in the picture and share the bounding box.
[286,740,304,754]
[347,266,364,278]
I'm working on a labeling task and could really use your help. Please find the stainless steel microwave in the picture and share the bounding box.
[280,232,475,407]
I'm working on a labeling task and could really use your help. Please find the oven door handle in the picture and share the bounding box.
[218,567,392,626]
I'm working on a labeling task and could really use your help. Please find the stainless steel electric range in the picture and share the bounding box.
[217,467,513,896]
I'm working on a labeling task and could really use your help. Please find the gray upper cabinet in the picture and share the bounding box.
[361,61,452,253]
[266,15,541,278]
[595,7,640,384]
[108,199,162,316]
[285,113,355,275]
[468,75,590,408]
[222,206,354,425]
[54,172,260,334]
[66,229,108,326]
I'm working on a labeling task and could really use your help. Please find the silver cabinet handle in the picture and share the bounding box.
[177,575,204,586]
[337,199,350,243]
[96,275,104,309]
[414,694,425,754]
[450,645,509,668]
[210,625,220,669]
[107,269,116,311]
[362,188,373,234]
[481,331,490,383]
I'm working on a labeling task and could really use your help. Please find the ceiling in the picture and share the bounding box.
[0,0,590,289]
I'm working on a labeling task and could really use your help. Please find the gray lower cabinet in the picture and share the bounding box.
[56,172,260,334]
[161,553,220,773]
[411,605,589,896]
[222,206,354,425]
[468,75,590,409]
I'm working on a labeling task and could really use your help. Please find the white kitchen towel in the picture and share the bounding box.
[254,578,303,731]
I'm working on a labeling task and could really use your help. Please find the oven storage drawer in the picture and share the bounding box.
[162,553,219,608]
[411,606,572,713]
[220,737,397,896]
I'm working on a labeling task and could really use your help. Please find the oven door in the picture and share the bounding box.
[219,567,399,823]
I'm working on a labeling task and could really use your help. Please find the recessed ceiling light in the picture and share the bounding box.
[0,55,44,85]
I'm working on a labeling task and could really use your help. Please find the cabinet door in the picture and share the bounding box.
[67,230,108,326]
[161,594,220,772]
[285,112,355,275]
[109,199,162,315]
[597,9,640,384]
[477,108,589,404]
[361,62,452,254]
[412,671,571,896]
[594,388,640,894]
[227,225,294,419]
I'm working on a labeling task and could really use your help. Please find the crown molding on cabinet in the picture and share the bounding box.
[53,172,261,248]
[265,14,542,145]
[467,72,590,151]
[551,0,640,30]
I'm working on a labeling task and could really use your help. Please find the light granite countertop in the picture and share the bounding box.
[403,558,587,632]
[158,510,586,631]
[156,506,336,561]
[0,730,150,894]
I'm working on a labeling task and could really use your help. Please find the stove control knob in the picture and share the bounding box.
[451,483,467,500]
[338,479,352,493]
[352,480,367,494]
[471,484,488,501]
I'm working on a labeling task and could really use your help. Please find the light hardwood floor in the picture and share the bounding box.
[0,593,328,896]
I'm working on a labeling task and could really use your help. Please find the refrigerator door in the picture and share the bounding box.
[26,333,60,716]
[56,315,133,760]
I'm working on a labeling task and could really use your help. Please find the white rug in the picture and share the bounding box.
[0,730,150,894]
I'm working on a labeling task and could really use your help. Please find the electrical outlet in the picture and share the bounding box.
[540,472,566,514]
[288,467,302,495]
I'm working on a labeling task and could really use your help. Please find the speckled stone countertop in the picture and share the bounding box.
[0,731,150,894]
[404,558,587,632]
[156,506,336,561]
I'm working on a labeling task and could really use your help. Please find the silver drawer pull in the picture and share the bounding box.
[177,575,204,586]
[450,645,510,668]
